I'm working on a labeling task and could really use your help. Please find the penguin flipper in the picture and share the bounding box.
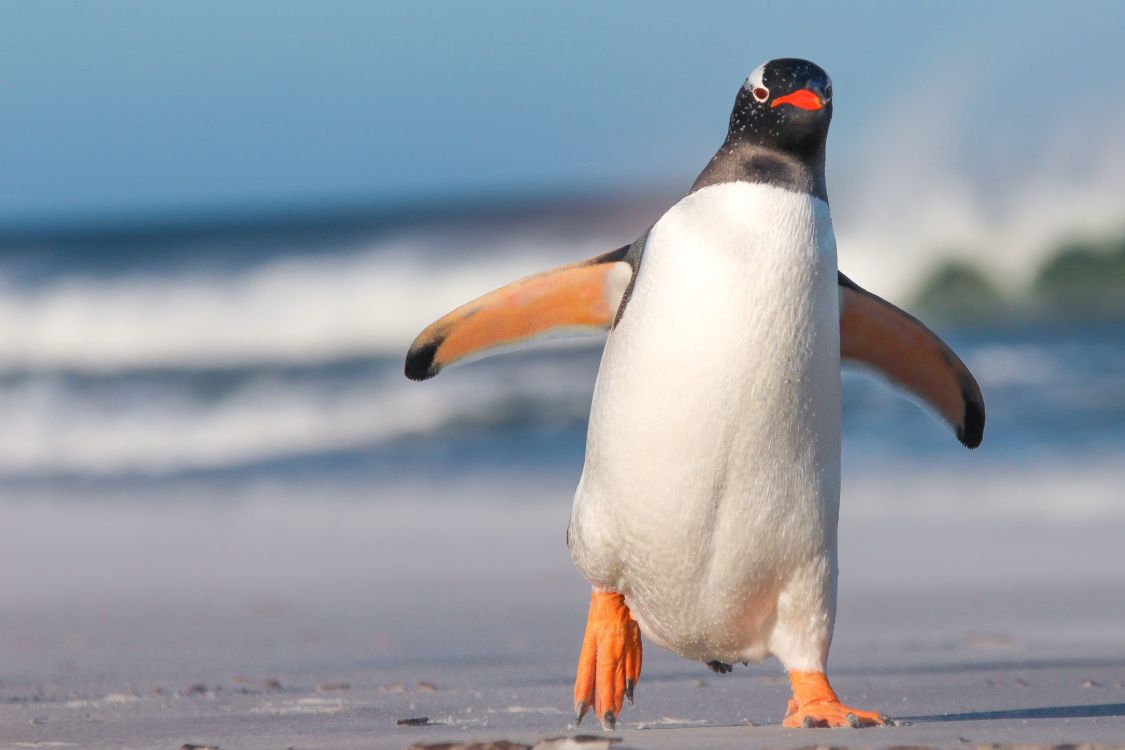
[838,272,985,448]
[405,246,634,381]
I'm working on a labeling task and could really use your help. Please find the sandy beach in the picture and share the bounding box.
[4,463,1125,750]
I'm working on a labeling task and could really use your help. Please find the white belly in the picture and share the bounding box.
[569,182,841,669]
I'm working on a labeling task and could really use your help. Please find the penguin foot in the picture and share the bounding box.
[573,590,642,730]
[782,670,890,728]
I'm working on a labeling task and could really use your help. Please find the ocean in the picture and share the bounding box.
[1,199,1122,503]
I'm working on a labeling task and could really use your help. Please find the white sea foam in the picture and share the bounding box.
[0,232,614,373]
[0,259,1120,478]
[0,349,600,475]
[833,56,1125,304]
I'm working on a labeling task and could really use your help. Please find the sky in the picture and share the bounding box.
[2,2,1122,226]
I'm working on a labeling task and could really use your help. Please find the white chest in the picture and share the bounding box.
[569,182,842,662]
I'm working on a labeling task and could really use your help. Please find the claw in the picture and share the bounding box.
[624,678,635,706]
[846,712,860,728]
[706,660,733,674]
[602,710,616,730]
[575,699,589,725]
[802,716,816,728]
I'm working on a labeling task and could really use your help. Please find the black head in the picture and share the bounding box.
[693,58,833,200]
[730,58,833,157]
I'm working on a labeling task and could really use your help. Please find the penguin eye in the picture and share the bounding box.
[824,84,833,100]
[751,86,769,103]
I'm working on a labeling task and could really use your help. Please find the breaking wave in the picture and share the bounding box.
[0,348,602,476]
[0,236,616,373]
[1,197,1123,481]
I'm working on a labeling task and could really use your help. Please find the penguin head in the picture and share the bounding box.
[727,58,833,157]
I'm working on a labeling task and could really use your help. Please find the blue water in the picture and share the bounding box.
[1,209,1122,491]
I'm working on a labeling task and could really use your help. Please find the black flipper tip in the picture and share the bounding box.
[957,390,986,449]
[404,339,441,381]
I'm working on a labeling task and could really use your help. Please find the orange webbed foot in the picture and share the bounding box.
[573,590,642,730]
[782,670,892,728]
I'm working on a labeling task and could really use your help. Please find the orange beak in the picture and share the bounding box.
[770,88,824,111]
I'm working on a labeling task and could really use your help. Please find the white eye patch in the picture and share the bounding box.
[744,63,767,92]
[744,63,770,102]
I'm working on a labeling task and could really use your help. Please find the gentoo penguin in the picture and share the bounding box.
[405,58,985,730]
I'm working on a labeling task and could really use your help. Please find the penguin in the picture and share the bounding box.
[404,58,985,730]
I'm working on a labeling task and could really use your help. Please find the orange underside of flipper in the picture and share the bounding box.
[436,264,616,363]
[404,254,630,381]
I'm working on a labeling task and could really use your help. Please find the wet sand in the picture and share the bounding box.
[3,465,1125,749]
